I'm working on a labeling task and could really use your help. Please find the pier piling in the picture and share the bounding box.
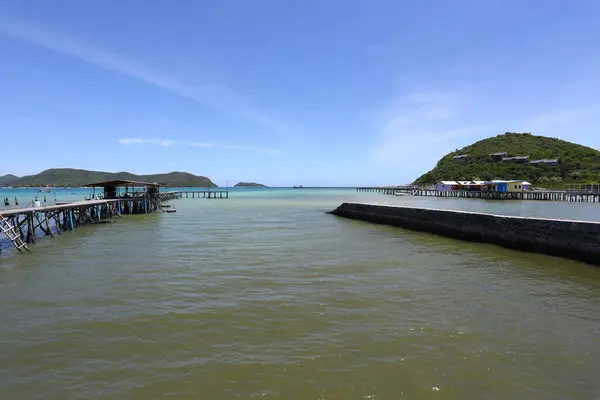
[357,186,600,203]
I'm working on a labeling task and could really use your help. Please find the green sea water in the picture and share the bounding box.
[1,188,600,399]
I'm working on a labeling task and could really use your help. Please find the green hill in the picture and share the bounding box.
[2,168,217,187]
[414,132,600,185]
[0,174,20,186]
[234,182,267,188]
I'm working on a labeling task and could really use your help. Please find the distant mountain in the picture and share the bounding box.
[234,182,267,188]
[4,168,217,187]
[0,174,20,186]
[414,132,600,185]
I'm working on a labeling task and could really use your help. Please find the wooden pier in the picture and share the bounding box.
[0,180,234,254]
[411,189,600,202]
[358,186,600,203]
[357,186,418,195]
[0,198,147,252]
[0,180,183,253]
[181,190,229,199]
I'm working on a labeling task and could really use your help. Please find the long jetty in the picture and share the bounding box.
[180,190,229,199]
[329,203,600,266]
[357,186,419,194]
[0,191,180,252]
[411,188,600,202]
[1,184,233,253]
[357,186,600,203]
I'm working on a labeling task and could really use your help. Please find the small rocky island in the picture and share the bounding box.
[234,182,267,188]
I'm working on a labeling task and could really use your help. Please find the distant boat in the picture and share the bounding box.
[293,185,304,189]
[38,187,51,193]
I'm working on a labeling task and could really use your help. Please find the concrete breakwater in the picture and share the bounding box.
[328,203,600,266]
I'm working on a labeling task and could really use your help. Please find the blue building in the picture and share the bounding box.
[484,180,508,192]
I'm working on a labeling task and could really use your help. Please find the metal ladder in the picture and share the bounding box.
[0,213,29,251]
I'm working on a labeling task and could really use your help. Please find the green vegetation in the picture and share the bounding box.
[414,132,600,185]
[0,168,217,187]
[234,182,267,188]
[0,174,19,186]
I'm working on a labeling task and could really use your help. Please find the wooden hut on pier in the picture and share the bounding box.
[83,179,162,213]
[84,179,159,199]
[437,181,459,192]
[0,179,183,253]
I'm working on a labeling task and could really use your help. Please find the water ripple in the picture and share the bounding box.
[1,193,600,398]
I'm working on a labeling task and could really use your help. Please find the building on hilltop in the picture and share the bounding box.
[529,158,559,166]
[502,156,530,163]
[490,152,508,161]
[452,154,469,160]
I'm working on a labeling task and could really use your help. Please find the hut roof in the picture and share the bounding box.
[83,179,161,187]
[529,159,559,164]
[502,156,529,161]
[456,180,485,185]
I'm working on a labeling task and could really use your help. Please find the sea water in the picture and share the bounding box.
[1,188,599,399]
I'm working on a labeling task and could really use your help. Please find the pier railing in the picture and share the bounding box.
[1,189,231,254]
[411,189,600,202]
[357,186,600,203]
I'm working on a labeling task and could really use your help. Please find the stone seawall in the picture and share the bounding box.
[328,203,600,266]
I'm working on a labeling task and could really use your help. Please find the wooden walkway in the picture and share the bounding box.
[0,191,181,253]
[357,186,418,194]
[180,190,229,199]
[357,186,600,203]
[412,189,600,202]
[0,189,236,254]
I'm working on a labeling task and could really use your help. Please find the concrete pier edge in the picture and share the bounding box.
[328,202,600,266]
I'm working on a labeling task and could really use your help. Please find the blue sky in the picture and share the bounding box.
[1,0,599,186]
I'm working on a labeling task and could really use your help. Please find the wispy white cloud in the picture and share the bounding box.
[519,104,600,150]
[523,104,600,133]
[117,138,279,156]
[0,19,295,137]
[118,138,172,146]
[423,125,491,144]
[190,142,215,148]
[219,144,280,156]
[370,89,490,168]
[383,90,459,124]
